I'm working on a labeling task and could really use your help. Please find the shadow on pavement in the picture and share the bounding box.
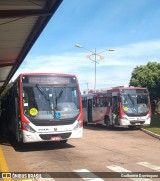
[84,123,140,131]
[0,136,11,146]
[0,135,75,152]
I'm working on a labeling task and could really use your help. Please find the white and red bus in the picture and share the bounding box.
[0,73,83,143]
[82,87,151,129]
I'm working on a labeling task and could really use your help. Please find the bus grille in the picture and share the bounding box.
[39,132,72,140]
[130,121,145,125]
[26,116,78,126]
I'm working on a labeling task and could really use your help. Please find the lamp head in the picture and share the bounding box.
[75,44,82,48]
[108,49,114,51]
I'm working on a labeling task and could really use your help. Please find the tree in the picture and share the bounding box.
[129,62,160,113]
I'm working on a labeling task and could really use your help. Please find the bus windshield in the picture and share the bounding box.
[121,93,149,115]
[22,85,80,120]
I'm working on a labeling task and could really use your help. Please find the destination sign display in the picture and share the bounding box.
[22,75,76,84]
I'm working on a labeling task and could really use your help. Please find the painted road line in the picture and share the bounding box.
[137,162,160,171]
[74,169,104,181]
[0,146,34,181]
[106,165,152,181]
[0,146,12,181]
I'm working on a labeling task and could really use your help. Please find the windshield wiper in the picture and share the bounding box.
[36,84,49,101]
[128,94,137,113]
[36,84,57,112]
[55,87,64,107]
[57,87,64,99]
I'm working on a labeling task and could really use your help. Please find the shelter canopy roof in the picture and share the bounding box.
[0,0,62,94]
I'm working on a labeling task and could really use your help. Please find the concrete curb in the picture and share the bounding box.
[141,128,160,140]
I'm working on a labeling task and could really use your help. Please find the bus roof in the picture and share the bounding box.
[82,92,112,98]
[107,86,147,93]
[18,73,77,77]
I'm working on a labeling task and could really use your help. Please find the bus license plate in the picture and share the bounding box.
[135,123,140,125]
[51,136,61,141]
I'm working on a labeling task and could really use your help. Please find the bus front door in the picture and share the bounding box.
[87,99,93,122]
[112,96,119,125]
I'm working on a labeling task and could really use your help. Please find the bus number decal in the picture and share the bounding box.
[123,106,129,111]
[29,108,38,116]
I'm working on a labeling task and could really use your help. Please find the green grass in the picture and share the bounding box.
[143,114,160,135]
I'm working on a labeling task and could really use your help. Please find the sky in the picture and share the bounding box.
[12,0,160,93]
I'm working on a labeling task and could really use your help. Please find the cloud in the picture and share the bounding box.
[100,40,160,66]
[12,40,160,92]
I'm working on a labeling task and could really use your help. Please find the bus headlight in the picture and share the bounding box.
[22,122,36,133]
[74,120,83,130]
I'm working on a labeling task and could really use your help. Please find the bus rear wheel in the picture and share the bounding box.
[128,125,136,130]
[105,117,110,129]
[60,139,68,144]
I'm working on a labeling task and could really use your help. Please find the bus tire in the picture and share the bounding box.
[136,125,142,130]
[105,117,110,129]
[83,121,88,126]
[128,125,135,130]
[60,139,68,144]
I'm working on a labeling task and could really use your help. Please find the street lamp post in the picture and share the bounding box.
[75,44,114,92]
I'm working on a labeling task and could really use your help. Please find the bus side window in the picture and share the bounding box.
[93,97,96,107]
[109,97,112,106]
[104,97,111,106]
[96,97,104,107]
[96,98,99,107]
[99,98,104,107]
[82,98,87,108]
[118,96,121,103]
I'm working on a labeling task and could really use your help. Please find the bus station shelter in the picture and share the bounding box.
[0,0,62,95]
